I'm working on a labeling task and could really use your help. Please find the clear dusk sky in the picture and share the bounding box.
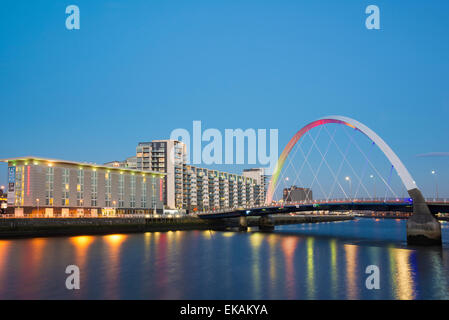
[1,0,448,197]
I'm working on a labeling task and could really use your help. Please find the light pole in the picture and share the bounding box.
[80,199,84,217]
[370,175,376,200]
[345,176,352,201]
[36,198,40,215]
[431,170,439,201]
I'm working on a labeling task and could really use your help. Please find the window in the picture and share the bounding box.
[77,169,84,206]
[118,174,124,208]
[141,177,147,208]
[130,175,136,208]
[91,170,98,206]
[151,176,156,209]
[105,171,112,207]
[45,167,54,206]
[15,166,24,206]
[62,168,70,206]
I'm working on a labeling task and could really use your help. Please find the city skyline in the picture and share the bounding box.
[2,0,449,198]
[2,0,449,304]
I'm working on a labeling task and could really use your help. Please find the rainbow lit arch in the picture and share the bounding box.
[265,116,417,204]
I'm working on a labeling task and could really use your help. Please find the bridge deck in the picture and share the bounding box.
[198,201,449,219]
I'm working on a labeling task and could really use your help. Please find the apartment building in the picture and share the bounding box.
[104,156,137,169]
[135,139,268,211]
[243,168,269,205]
[283,186,313,203]
[182,165,262,212]
[135,140,186,209]
[1,156,165,217]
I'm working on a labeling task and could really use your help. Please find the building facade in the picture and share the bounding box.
[1,157,165,217]
[104,156,137,169]
[282,186,313,203]
[136,140,186,209]
[242,168,269,205]
[135,139,269,211]
[183,165,264,212]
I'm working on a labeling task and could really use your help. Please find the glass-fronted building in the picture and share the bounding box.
[1,157,165,217]
[135,140,268,211]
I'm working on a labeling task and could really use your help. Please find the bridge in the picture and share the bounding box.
[198,116,445,246]
[198,199,449,219]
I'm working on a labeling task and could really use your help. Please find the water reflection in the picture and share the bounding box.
[281,236,298,299]
[250,233,264,299]
[0,220,448,299]
[70,236,94,270]
[103,234,127,299]
[388,247,415,300]
[306,238,314,299]
[267,234,277,298]
[344,244,359,300]
[426,249,449,299]
[0,240,10,290]
[330,239,338,299]
[18,238,46,298]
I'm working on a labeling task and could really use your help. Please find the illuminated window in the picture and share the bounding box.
[91,170,98,206]
[77,169,84,206]
[118,174,124,208]
[14,166,24,206]
[105,171,112,207]
[130,175,136,208]
[62,168,70,206]
[45,167,54,206]
[141,177,147,208]
[151,177,156,209]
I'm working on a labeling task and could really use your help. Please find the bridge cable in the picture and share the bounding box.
[304,126,349,201]
[353,142,370,200]
[282,129,310,201]
[340,126,398,199]
[322,126,373,200]
[305,126,338,201]
[274,126,319,202]
[311,126,361,200]
[384,165,394,202]
[296,129,330,200]
[325,136,352,201]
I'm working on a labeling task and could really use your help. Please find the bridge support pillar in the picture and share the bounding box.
[238,216,248,231]
[407,188,441,246]
[259,215,275,231]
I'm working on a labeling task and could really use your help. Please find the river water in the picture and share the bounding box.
[1,218,449,299]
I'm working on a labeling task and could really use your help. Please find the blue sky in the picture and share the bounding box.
[1,0,448,197]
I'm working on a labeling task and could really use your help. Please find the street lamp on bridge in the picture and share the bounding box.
[345,176,352,201]
[370,175,376,200]
[431,170,439,201]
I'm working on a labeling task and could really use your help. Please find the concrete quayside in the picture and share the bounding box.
[0,214,353,239]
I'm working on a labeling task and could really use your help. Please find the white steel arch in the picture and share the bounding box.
[325,116,416,190]
[266,115,417,204]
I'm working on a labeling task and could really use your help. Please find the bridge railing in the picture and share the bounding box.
[278,197,448,205]
[0,213,190,219]
[196,197,449,215]
[424,198,449,203]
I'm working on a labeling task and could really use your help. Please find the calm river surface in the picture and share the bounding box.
[1,218,449,299]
